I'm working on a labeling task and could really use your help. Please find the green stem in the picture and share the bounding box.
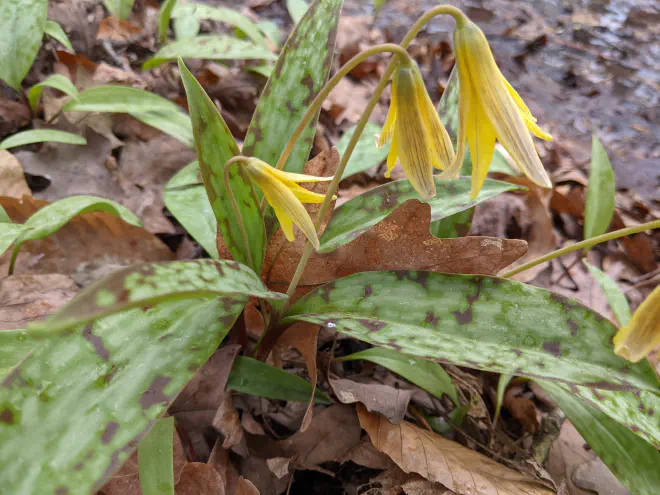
[500,220,660,279]
[7,242,22,275]
[223,157,255,270]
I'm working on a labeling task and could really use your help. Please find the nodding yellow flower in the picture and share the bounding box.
[243,159,333,249]
[443,19,553,199]
[613,286,660,362]
[378,61,454,200]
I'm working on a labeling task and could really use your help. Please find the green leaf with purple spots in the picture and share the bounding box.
[319,178,522,253]
[539,381,660,494]
[31,259,285,334]
[282,271,660,392]
[0,297,241,494]
[179,60,266,272]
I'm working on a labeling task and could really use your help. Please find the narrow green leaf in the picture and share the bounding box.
[0,298,242,494]
[63,86,179,114]
[539,381,660,494]
[283,271,660,392]
[28,74,80,112]
[242,0,342,176]
[103,0,135,20]
[228,356,332,404]
[0,129,86,150]
[143,35,276,70]
[319,178,522,253]
[494,373,513,424]
[244,63,274,78]
[0,0,47,90]
[584,136,615,241]
[179,59,266,272]
[0,329,36,379]
[129,110,194,148]
[258,20,281,49]
[172,3,269,48]
[138,416,175,495]
[0,205,12,223]
[158,0,177,45]
[44,20,73,51]
[337,347,459,405]
[164,162,218,258]
[32,259,285,334]
[337,122,390,179]
[429,208,474,238]
[286,0,309,24]
[583,261,631,326]
[173,11,199,40]
[0,224,26,257]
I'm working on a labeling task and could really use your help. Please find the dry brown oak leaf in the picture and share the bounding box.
[358,403,554,495]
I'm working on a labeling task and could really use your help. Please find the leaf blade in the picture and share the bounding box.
[28,74,80,112]
[44,20,73,51]
[138,417,175,495]
[584,136,615,240]
[583,260,631,326]
[63,86,179,114]
[0,129,86,150]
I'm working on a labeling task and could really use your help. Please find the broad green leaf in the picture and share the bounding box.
[319,178,522,253]
[0,297,242,494]
[32,259,284,334]
[584,260,631,326]
[584,136,615,241]
[337,122,390,179]
[138,416,175,495]
[103,0,134,20]
[494,373,513,425]
[283,271,660,392]
[173,12,199,41]
[337,347,458,405]
[143,35,276,70]
[0,205,12,223]
[130,110,194,148]
[164,163,218,258]
[28,74,80,112]
[429,208,474,238]
[44,20,73,51]
[63,85,179,114]
[172,3,269,48]
[489,147,518,176]
[0,129,86,150]
[539,381,660,494]
[228,356,331,404]
[179,60,266,272]
[158,0,177,45]
[0,0,47,90]
[286,0,309,24]
[0,224,27,257]
[258,20,281,49]
[0,329,35,378]
[242,0,342,176]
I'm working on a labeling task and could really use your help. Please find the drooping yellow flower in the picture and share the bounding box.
[243,159,333,249]
[613,286,660,362]
[378,61,455,200]
[442,19,553,199]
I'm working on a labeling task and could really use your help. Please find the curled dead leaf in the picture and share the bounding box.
[0,151,31,198]
[175,463,226,495]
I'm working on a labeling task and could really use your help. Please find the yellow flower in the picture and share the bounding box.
[442,19,553,199]
[613,286,660,362]
[243,159,333,249]
[378,62,455,200]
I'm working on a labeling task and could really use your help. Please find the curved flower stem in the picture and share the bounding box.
[280,6,469,307]
[223,156,255,270]
[500,220,660,279]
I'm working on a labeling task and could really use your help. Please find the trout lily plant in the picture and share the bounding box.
[1,2,660,494]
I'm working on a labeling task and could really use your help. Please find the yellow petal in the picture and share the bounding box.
[287,182,327,204]
[266,166,334,184]
[378,73,398,148]
[413,68,455,170]
[502,77,536,122]
[272,205,295,242]
[394,67,436,199]
[385,131,398,178]
[455,21,552,189]
[465,89,497,199]
[613,286,660,362]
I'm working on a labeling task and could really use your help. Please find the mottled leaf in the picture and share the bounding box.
[227,356,332,404]
[143,35,276,70]
[584,136,615,241]
[0,329,36,378]
[138,416,175,495]
[179,60,266,272]
[429,208,474,239]
[0,298,241,494]
[0,129,86,150]
[63,85,179,114]
[158,0,177,45]
[0,0,47,90]
[584,260,631,326]
[28,73,79,112]
[130,110,193,148]
[164,162,218,258]
[319,178,522,253]
[337,122,390,179]
[44,20,72,51]
[337,347,459,405]
[283,271,660,392]
[103,0,134,20]
[286,0,309,24]
[33,259,285,334]
[539,381,660,494]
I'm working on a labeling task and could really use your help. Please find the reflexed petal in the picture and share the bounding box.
[272,205,295,241]
[395,68,436,199]
[266,166,334,184]
[465,90,497,199]
[378,73,398,148]
[385,132,399,178]
[613,286,660,362]
[502,78,552,140]
[287,182,328,204]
